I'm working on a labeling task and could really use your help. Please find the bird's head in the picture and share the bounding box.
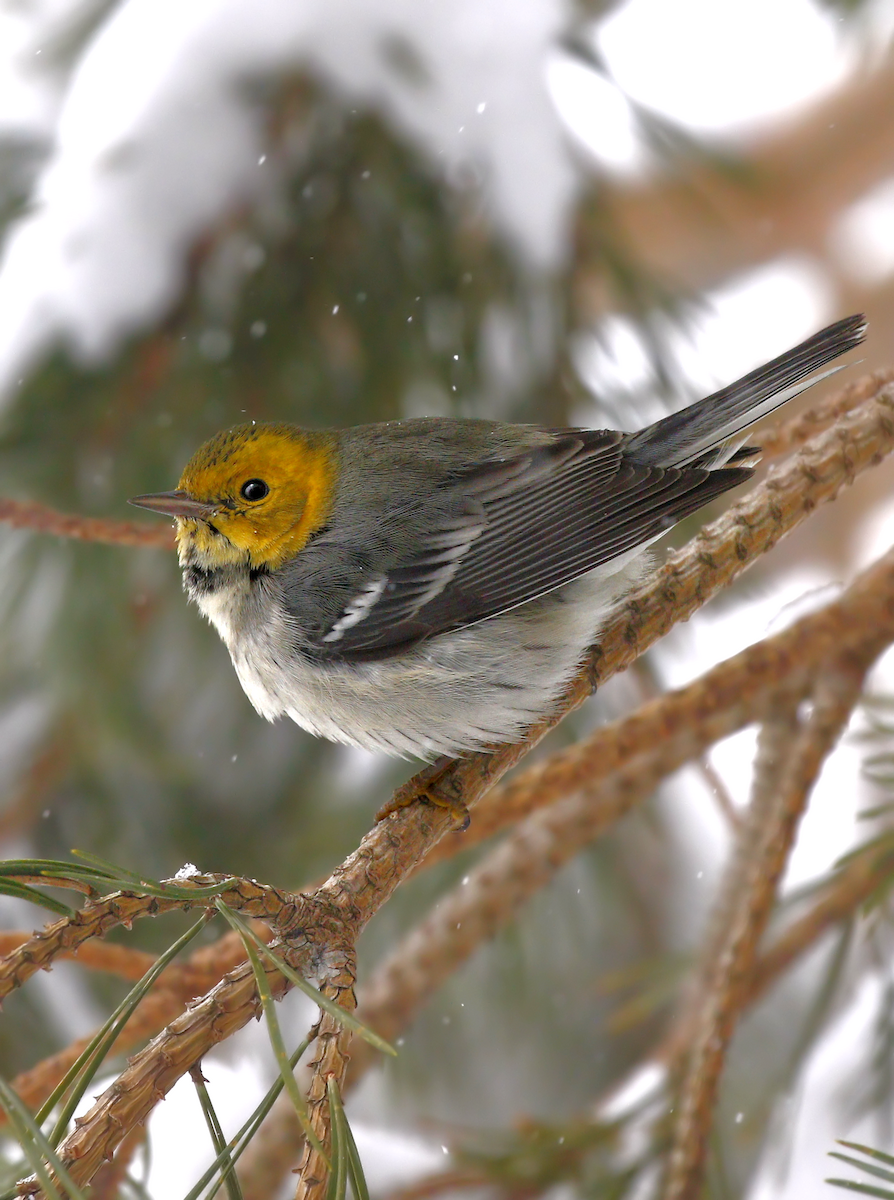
[130,422,337,572]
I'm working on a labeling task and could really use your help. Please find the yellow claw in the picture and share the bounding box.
[376,758,471,830]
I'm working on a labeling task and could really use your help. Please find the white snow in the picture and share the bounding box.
[1,3,891,1197]
[0,0,577,400]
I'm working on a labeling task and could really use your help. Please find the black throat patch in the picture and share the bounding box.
[183,564,227,596]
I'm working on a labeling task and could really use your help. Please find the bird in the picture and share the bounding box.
[131,313,865,809]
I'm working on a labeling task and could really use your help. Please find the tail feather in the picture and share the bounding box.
[624,314,867,469]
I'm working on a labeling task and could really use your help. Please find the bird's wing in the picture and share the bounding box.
[300,429,751,663]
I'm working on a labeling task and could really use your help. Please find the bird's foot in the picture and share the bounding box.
[376,756,470,831]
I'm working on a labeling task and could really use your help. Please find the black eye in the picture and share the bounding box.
[240,479,269,502]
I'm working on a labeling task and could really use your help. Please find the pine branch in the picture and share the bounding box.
[0,934,156,979]
[3,931,255,1120]
[88,1125,147,1200]
[231,381,894,1196]
[0,497,173,547]
[394,836,894,1200]
[6,376,894,1198]
[293,948,358,1200]
[401,377,894,823]
[0,877,289,1001]
[662,646,883,1200]
[577,57,894,305]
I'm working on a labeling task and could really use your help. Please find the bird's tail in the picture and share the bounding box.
[624,313,867,469]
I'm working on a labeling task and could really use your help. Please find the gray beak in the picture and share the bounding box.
[128,490,218,520]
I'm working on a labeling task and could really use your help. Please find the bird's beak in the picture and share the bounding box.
[128,490,219,520]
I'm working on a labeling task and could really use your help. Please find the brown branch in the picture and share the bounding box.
[294,946,358,1200]
[747,843,894,1005]
[170,376,894,1200]
[400,834,894,1200]
[622,835,894,1138]
[0,731,71,844]
[0,497,172,548]
[88,1124,147,1200]
[0,934,156,979]
[0,877,291,1002]
[15,886,338,1197]
[6,931,256,1120]
[422,534,894,870]
[46,955,289,1193]
[11,379,894,1198]
[661,644,881,1200]
[0,924,259,989]
[688,692,804,1006]
[758,369,894,459]
[574,54,894,309]
[208,379,894,1198]
[600,826,894,1134]
[410,379,894,823]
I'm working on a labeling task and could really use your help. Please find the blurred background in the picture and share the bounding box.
[1,0,894,1195]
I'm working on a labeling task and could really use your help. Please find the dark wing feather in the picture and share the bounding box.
[309,429,751,663]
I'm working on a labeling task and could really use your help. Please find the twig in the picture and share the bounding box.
[759,369,894,458]
[421,539,894,869]
[688,692,804,1008]
[0,498,173,548]
[293,945,358,1200]
[0,877,289,1002]
[5,931,254,1120]
[0,924,260,988]
[10,380,894,1198]
[0,935,156,979]
[747,842,894,1004]
[52,948,291,1190]
[406,380,894,823]
[22,886,337,1195]
[88,1124,147,1200]
[661,644,882,1200]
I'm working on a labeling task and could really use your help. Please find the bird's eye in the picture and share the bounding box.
[240,479,269,502]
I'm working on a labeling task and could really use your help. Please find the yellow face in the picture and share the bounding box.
[134,423,337,572]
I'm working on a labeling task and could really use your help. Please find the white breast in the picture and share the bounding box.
[194,554,647,759]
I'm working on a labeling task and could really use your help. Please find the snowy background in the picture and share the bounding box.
[1,0,894,1196]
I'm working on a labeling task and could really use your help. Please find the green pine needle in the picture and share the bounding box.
[215,901,329,1164]
[0,1078,88,1200]
[827,1140,894,1196]
[181,1034,313,1200]
[40,912,211,1142]
[327,1076,370,1200]
[214,900,396,1055]
[190,1066,244,1200]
